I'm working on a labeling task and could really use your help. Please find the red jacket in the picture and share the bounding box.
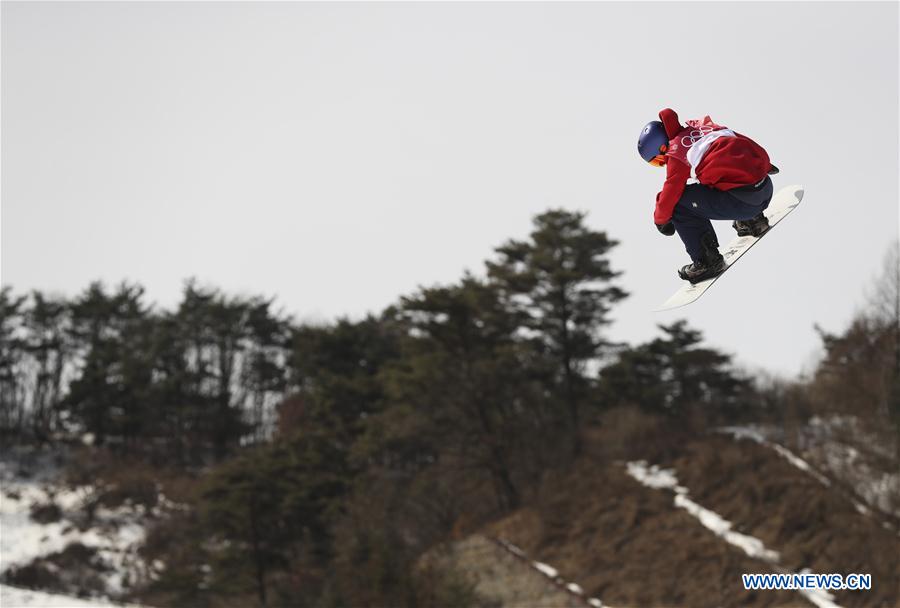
[653,108,771,224]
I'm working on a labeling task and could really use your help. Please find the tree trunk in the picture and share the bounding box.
[249,498,268,608]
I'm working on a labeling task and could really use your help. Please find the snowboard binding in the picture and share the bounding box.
[732,212,770,238]
[678,232,726,284]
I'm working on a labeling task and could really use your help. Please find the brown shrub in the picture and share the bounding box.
[583,405,686,464]
[64,445,201,508]
[1,542,109,598]
[29,501,62,524]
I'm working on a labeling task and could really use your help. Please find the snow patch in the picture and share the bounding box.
[0,458,169,601]
[794,570,843,608]
[672,494,779,562]
[719,425,767,444]
[720,423,900,530]
[532,561,558,579]
[624,461,686,493]
[492,537,612,607]
[0,584,140,607]
[719,426,832,486]
[626,460,845,608]
[494,538,526,559]
[627,461,778,563]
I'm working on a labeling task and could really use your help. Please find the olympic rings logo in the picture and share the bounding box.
[681,126,715,148]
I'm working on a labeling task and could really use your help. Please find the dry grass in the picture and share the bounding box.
[64,445,202,509]
[483,421,899,607]
[669,436,900,608]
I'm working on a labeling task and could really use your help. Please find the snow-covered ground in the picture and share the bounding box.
[0,452,157,607]
[720,421,900,530]
[719,426,833,487]
[0,584,138,608]
[803,416,900,515]
[627,460,843,608]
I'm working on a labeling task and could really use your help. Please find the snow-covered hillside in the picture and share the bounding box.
[482,427,900,608]
[626,460,841,608]
[721,419,900,526]
[0,449,159,607]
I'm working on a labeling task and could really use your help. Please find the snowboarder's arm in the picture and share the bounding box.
[652,107,688,224]
[653,160,690,224]
[659,108,682,138]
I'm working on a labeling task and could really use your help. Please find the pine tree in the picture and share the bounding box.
[599,321,750,419]
[379,275,547,510]
[288,316,400,444]
[0,288,28,431]
[144,311,196,464]
[175,281,256,462]
[65,282,153,447]
[487,209,626,453]
[23,292,72,438]
[199,431,349,607]
[241,298,291,442]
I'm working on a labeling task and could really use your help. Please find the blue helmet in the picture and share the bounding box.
[638,120,669,163]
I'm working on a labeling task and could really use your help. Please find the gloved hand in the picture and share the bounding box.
[656,221,675,236]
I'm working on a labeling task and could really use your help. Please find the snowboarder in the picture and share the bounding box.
[638,108,775,283]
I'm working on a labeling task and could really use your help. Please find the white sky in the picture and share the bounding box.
[2,1,898,378]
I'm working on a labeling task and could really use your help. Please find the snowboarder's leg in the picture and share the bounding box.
[730,177,774,237]
[670,182,775,283]
[672,180,773,259]
[671,183,735,262]
[677,231,725,283]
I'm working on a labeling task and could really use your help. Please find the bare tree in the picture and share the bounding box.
[867,240,900,460]
[866,239,900,330]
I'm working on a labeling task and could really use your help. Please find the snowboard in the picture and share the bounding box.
[656,184,804,311]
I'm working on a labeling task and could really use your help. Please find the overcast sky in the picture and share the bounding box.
[2,1,898,378]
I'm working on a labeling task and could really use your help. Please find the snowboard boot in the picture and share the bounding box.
[678,232,726,284]
[732,212,770,238]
